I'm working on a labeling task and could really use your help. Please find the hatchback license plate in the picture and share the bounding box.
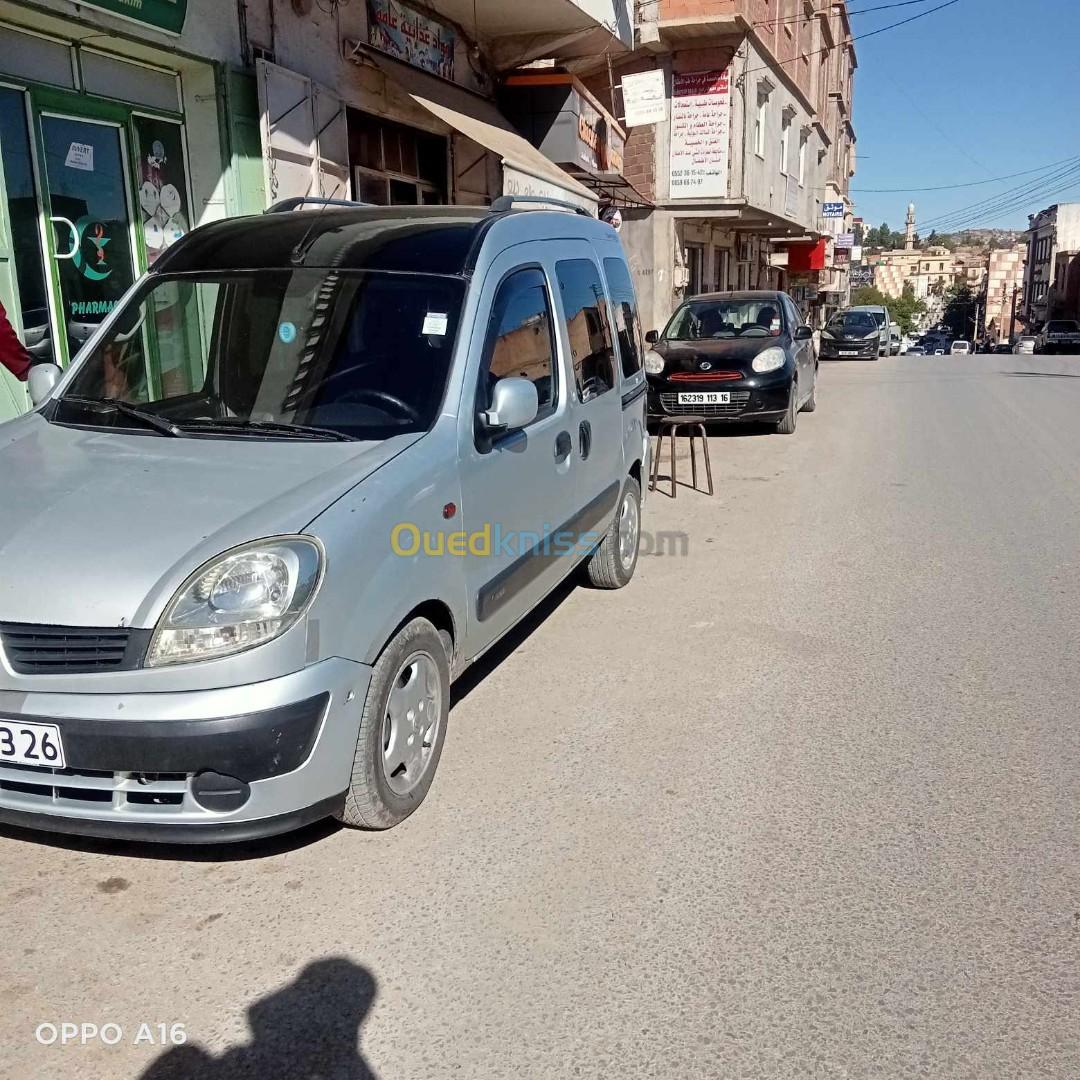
[839,350,859,356]
[0,719,65,769]
[678,392,730,405]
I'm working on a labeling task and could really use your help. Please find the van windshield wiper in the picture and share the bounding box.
[178,417,357,442]
[63,396,185,437]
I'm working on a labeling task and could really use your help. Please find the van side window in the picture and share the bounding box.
[603,257,644,378]
[480,267,557,422]
[554,258,615,401]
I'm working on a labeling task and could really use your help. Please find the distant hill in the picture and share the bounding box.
[921,228,1025,251]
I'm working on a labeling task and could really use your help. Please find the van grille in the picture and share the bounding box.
[0,763,189,812]
[0,623,151,675]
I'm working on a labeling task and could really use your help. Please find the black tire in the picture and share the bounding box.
[775,383,798,435]
[336,617,450,830]
[586,477,641,589]
[801,371,818,413]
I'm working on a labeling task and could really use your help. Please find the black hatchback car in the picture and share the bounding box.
[645,291,818,434]
[819,309,882,361]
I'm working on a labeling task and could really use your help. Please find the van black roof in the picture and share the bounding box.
[152,206,495,277]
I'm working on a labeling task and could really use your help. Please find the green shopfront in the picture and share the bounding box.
[0,0,263,420]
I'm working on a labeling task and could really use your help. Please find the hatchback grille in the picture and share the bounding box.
[0,623,151,675]
[659,391,751,418]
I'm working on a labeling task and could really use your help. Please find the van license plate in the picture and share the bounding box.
[678,392,729,405]
[0,719,65,769]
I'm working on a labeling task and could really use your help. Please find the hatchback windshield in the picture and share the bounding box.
[1046,321,1080,333]
[53,271,465,440]
[663,299,784,340]
[827,312,878,335]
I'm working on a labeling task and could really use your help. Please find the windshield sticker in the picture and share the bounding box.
[422,313,448,336]
[278,321,297,344]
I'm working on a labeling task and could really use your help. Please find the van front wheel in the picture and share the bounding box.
[337,617,450,830]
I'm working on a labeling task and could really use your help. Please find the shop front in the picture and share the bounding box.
[0,0,244,419]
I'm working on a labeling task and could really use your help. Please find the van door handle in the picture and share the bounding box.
[554,430,572,462]
[578,420,592,460]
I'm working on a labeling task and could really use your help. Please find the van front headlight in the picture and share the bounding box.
[146,536,323,667]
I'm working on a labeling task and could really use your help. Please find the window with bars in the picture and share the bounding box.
[347,109,448,206]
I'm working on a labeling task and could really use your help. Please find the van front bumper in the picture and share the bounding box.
[0,658,371,843]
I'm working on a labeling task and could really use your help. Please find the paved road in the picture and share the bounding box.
[5,352,1080,1079]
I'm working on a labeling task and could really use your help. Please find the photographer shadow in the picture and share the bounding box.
[137,957,378,1080]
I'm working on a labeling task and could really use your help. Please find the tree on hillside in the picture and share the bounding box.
[942,282,976,339]
[890,285,928,336]
[852,286,889,307]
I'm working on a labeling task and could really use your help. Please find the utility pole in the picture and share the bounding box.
[1009,285,1020,344]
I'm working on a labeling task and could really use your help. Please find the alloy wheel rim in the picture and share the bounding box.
[618,491,640,570]
[381,650,441,797]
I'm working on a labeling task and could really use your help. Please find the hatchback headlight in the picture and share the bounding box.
[644,350,665,375]
[146,537,323,667]
[751,346,787,374]
[821,330,835,340]
[865,330,882,340]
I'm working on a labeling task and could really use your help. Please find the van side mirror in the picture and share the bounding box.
[480,377,538,433]
[645,330,660,344]
[28,363,63,406]
[794,326,814,341]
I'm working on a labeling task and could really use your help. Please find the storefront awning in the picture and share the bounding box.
[351,46,598,213]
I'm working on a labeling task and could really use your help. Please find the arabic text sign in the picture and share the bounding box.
[835,232,855,249]
[621,69,666,127]
[822,202,845,219]
[669,69,730,200]
[368,0,454,81]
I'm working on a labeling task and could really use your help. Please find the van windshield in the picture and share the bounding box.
[52,271,465,440]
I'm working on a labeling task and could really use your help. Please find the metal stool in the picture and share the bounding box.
[649,415,714,498]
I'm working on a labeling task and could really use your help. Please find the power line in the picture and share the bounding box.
[920,159,1080,232]
[851,156,1080,193]
[754,0,944,29]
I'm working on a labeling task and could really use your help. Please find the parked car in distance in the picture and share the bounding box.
[994,343,1013,354]
[1038,319,1080,354]
[950,340,972,355]
[0,197,650,843]
[644,290,818,434]
[1014,336,1038,355]
[819,309,882,361]
[848,304,892,357]
[906,346,927,356]
[888,324,902,356]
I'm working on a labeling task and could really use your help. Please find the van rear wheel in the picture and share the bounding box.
[337,617,450,830]
[585,477,641,589]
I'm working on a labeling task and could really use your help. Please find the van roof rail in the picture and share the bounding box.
[265,197,376,214]
[489,195,592,217]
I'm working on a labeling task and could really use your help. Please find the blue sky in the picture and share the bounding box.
[850,0,1079,235]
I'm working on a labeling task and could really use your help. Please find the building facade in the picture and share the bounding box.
[562,0,857,332]
[984,243,1026,344]
[1022,202,1080,329]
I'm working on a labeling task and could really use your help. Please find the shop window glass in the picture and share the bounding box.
[346,109,446,205]
[555,258,615,401]
[132,115,191,268]
[0,87,54,365]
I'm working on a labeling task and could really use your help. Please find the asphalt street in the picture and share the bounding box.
[4,351,1079,1079]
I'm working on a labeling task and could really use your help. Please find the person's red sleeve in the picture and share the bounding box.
[0,300,32,381]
